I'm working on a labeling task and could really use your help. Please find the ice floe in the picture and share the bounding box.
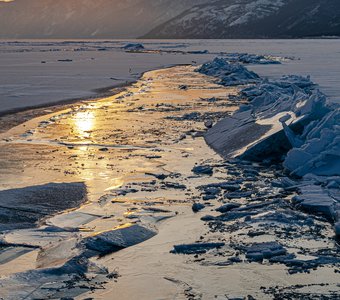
[171,242,225,255]
[123,43,145,51]
[0,223,157,299]
[0,182,87,231]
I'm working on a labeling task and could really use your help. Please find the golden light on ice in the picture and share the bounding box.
[74,111,95,138]
[105,178,125,191]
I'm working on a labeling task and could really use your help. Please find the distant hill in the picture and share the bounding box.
[0,0,209,39]
[144,0,340,39]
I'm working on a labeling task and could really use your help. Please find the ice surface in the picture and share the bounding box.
[1,39,340,114]
[0,40,217,114]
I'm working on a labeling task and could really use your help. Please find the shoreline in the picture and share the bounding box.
[0,63,193,134]
[0,82,134,134]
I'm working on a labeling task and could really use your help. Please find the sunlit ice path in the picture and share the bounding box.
[0,65,237,298]
[0,66,234,195]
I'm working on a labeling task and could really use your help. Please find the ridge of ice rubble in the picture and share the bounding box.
[205,74,331,165]
[222,53,283,65]
[284,108,340,177]
[197,57,260,86]
[203,56,338,179]
[202,55,339,237]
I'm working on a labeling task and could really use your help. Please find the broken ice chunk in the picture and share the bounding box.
[171,242,225,255]
[246,242,287,262]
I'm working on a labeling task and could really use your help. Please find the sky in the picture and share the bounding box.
[0,0,207,39]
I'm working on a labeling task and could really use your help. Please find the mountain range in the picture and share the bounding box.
[0,0,339,39]
[145,0,340,39]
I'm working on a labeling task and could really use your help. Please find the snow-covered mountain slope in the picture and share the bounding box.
[0,0,210,38]
[144,0,340,39]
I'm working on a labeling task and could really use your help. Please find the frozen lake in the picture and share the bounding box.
[0,40,339,299]
[0,39,339,113]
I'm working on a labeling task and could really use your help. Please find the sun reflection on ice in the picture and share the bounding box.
[105,178,125,191]
[74,111,96,138]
